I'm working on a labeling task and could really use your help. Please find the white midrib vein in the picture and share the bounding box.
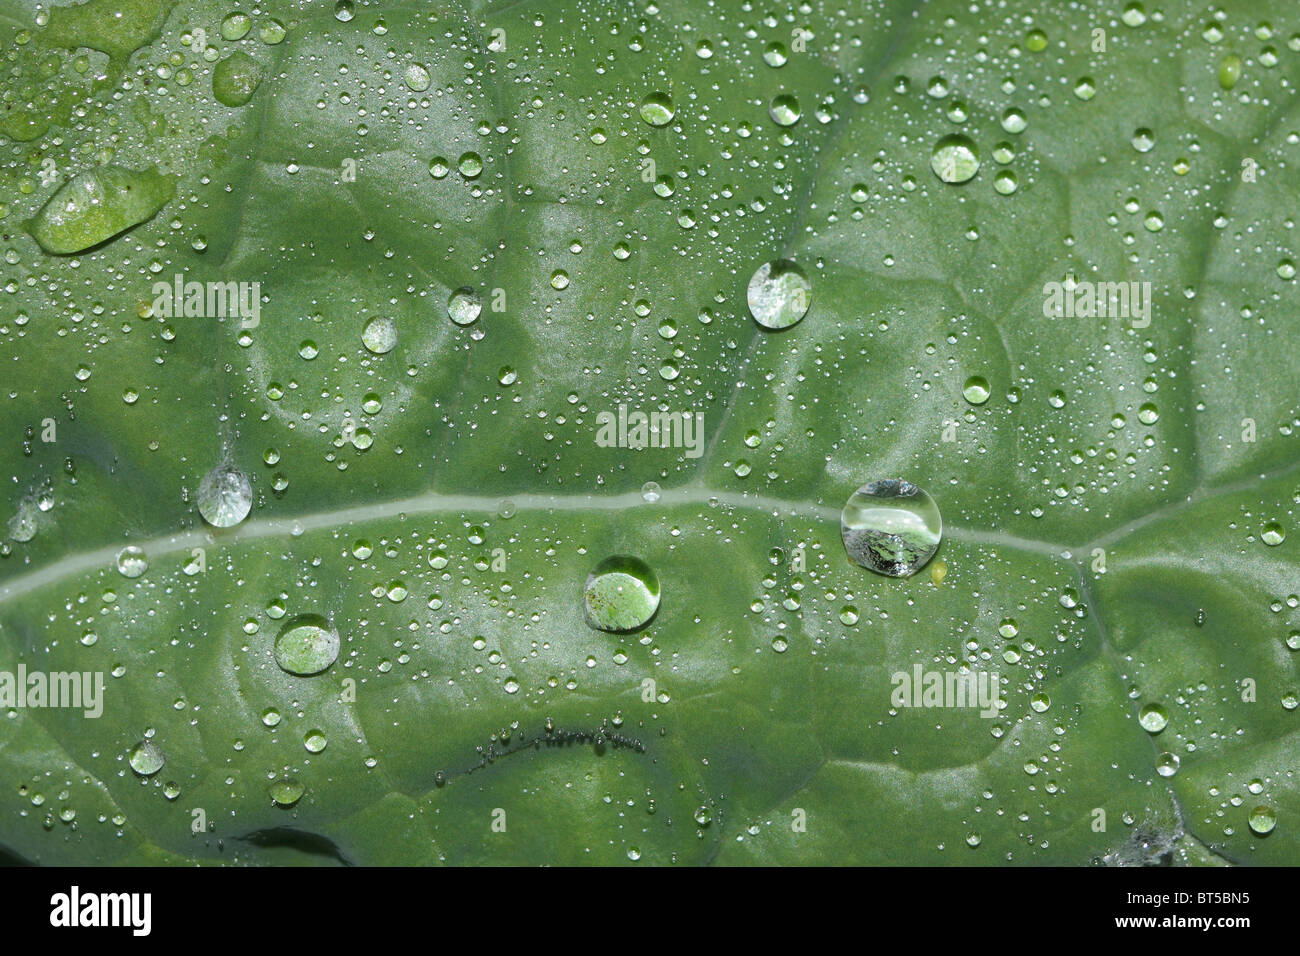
[12,467,1289,606]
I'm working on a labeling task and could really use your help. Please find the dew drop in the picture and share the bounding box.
[841,479,943,577]
[962,376,990,405]
[362,316,397,354]
[458,152,483,178]
[583,556,660,633]
[273,615,340,676]
[639,92,674,126]
[115,546,148,578]
[930,135,980,183]
[270,778,305,807]
[1139,703,1168,733]
[768,94,801,126]
[447,287,481,325]
[747,259,810,329]
[1248,805,1276,835]
[197,465,252,528]
[128,740,164,776]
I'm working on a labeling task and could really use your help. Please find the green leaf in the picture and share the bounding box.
[1,0,1297,866]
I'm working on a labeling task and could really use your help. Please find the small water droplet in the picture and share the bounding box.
[270,778,305,807]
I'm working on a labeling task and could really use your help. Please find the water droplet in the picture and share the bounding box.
[274,615,340,675]
[362,316,397,354]
[841,479,943,577]
[270,778,305,807]
[639,92,674,126]
[768,94,801,126]
[197,465,252,528]
[583,555,660,633]
[428,156,449,179]
[1248,805,1276,835]
[1139,703,1168,733]
[1262,522,1286,546]
[212,51,261,107]
[1155,752,1180,777]
[303,730,327,753]
[25,165,176,255]
[404,63,430,91]
[128,740,164,776]
[220,12,251,40]
[747,259,810,329]
[930,135,980,183]
[1219,54,1242,90]
[457,152,483,178]
[115,546,148,578]
[763,42,788,67]
[640,481,661,503]
[447,287,481,325]
[962,376,990,405]
[1000,108,1027,134]
[259,18,286,45]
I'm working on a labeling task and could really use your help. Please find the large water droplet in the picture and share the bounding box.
[404,63,431,91]
[962,375,990,405]
[25,165,177,255]
[274,615,340,675]
[270,778,305,807]
[748,259,810,329]
[768,94,801,126]
[841,479,943,577]
[930,134,980,183]
[197,465,252,528]
[362,316,397,354]
[212,51,261,107]
[584,556,660,632]
[447,287,481,325]
[639,92,674,126]
[1138,703,1167,733]
[128,740,165,776]
[115,546,148,578]
[1249,805,1276,835]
